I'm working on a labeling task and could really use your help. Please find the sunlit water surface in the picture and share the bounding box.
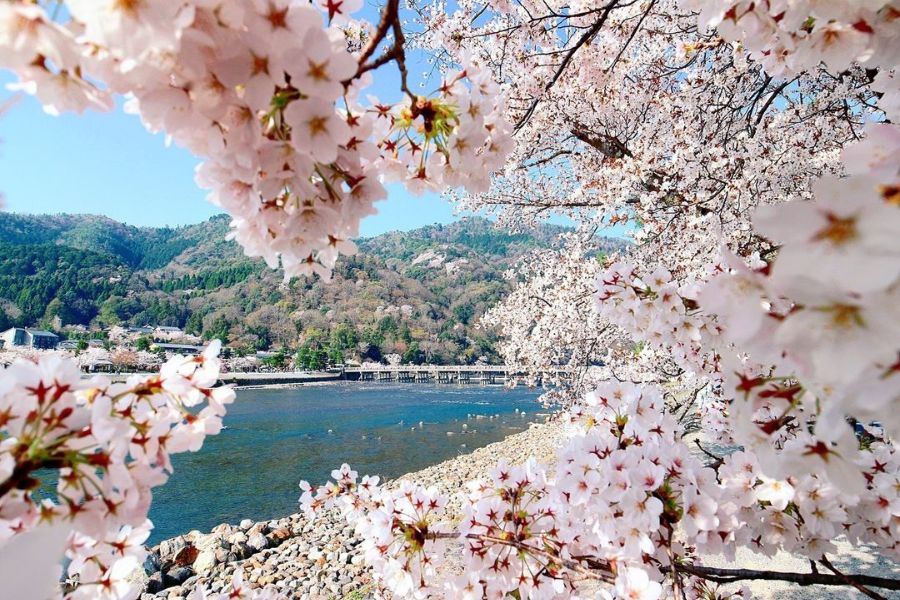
[147,383,542,543]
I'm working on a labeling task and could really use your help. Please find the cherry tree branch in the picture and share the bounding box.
[425,531,900,595]
[0,456,66,499]
[819,556,889,600]
[429,532,616,583]
[347,0,414,101]
[692,439,724,467]
[678,564,900,594]
[515,0,621,130]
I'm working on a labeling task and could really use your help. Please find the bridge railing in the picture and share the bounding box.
[344,365,508,372]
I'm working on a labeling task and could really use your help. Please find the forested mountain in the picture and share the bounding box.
[0,213,629,364]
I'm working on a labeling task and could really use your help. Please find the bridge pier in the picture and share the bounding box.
[346,366,564,386]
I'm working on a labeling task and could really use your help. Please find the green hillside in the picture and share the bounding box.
[0,213,629,364]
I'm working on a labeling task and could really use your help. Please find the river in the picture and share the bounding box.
[147,383,543,543]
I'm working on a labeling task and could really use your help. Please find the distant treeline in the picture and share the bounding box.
[157,265,257,292]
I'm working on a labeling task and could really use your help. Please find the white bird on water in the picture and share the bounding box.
[327,429,333,434]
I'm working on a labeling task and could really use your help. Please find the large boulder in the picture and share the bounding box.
[172,544,199,568]
[164,566,194,587]
[192,550,217,575]
[158,537,186,562]
[247,531,268,552]
[145,572,164,594]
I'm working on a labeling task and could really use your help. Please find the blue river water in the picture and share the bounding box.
[147,383,542,543]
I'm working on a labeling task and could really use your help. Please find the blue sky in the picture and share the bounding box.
[0,4,610,238]
[0,70,468,236]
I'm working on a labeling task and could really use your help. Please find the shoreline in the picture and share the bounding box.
[87,371,516,389]
[136,423,900,600]
[136,420,562,599]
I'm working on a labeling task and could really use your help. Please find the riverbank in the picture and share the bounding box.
[219,372,342,387]
[88,371,344,387]
[90,370,516,388]
[136,423,898,600]
[137,421,563,599]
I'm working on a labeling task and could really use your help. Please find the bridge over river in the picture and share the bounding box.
[90,366,572,387]
[343,365,572,385]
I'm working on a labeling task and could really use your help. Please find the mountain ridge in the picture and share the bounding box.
[0,212,629,364]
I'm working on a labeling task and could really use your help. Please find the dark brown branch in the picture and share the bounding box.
[752,77,797,129]
[0,456,66,499]
[819,557,889,600]
[515,1,620,130]
[571,125,634,158]
[519,149,576,169]
[679,564,900,592]
[606,0,656,73]
[692,439,724,467]
[346,0,414,101]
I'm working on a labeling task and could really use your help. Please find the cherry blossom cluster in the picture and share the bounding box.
[690,1,899,76]
[480,236,613,401]
[594,124,900,489]
[299,465,449,597]
[595,263,717,378]
[0,343,239,599]
[481,236,708,418]
[303,380,899,598]
[414,0,879,277]
[0,0,512,280]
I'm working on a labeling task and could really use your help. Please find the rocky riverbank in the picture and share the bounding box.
[137,420,564,600]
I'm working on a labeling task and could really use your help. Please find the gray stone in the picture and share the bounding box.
[143,552,162,573]
[227,531,247,545]
[165,567,194,586]
[164,586,183,600]
[159,537,186,560]
[146,572,164,594]
[193,550,217,575]
[239,519,253,530]
[247,532,268,551]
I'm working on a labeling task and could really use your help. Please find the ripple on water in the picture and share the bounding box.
[148,383,542,543]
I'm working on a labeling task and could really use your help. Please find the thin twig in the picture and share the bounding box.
[515,0,620,130]
[346,0,415,102]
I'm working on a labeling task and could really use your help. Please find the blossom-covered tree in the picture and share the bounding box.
[301,1,900,598]
[1,0,899,599]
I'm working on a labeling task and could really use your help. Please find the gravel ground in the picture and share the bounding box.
[137,420,898,600]
[700,542,900,599]
[138,420,562,600]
